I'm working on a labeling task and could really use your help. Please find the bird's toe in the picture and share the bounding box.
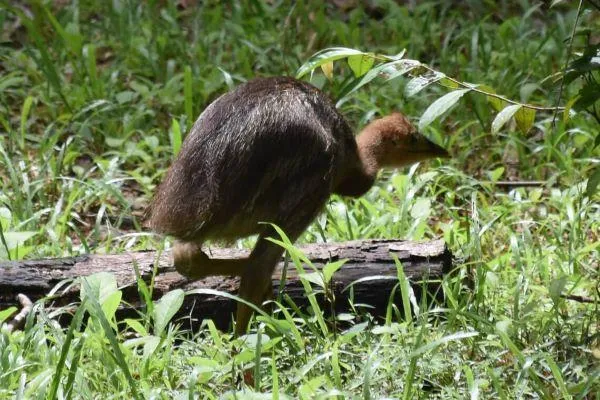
[173,241,210,279]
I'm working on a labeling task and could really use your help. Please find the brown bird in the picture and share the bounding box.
[148,76,448,336]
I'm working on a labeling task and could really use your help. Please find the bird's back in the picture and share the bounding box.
[148,77,356,241]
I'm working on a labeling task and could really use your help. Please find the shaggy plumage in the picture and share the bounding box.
[148,76,448,335]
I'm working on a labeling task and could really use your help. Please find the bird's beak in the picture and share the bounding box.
[426,139,450,158]
[412,134,450,159]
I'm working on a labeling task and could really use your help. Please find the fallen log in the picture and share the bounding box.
[0,239,452,331]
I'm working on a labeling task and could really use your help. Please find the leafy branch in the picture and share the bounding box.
[296,47,564,135]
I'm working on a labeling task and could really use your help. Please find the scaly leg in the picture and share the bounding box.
[234,237,284,336]
[233,186,330,336]
[173,240,248,279]
[174,237,278,336]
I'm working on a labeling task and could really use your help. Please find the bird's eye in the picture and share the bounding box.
[409,135,418,144]
[391,138,401,146]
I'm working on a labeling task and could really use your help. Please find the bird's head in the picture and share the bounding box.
[357,112,449,169]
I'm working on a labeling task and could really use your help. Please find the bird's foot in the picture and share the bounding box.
[172,241,211,279]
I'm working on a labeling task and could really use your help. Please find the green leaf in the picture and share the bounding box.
[124,319,148,336]
[265,224,315,271]
[115,91,135,104]
[143,335,161,358]
[331,342,342,387]
[145,135,159,150]
[563,44,600,85]
[84,44,100,97]
[80,272,118,306]
[488,97,507,113]
[0,207,10,231]
[105,136,125,147]
[347,54,374,77]
[495,319,512,334]
[342,275,397,293]
[0,73,25,93]
[544,354,570,398]
[418,89,470,130]
[184,65,193,123]
[9,4,71,109]
[0,306,17,323]
[393,256,413,324]
[322,259,346,284]
[491,104,521,134]
[153,289,184,336]
[321,61,334,80]
[170,118,182,158]
[514,107,536,134]
[488,167,505,182]
[296,47,365,78]
[586,165,600,197]
[299,272,325,288]
[233,349,255,364]
[10,245,33,260]
[383,59,421,82]
[1,231,37,251]
[548,276,568,305]
[563,95,579,124]
[266,301,304,350]
[573,81,600,111]
[410,331,479,358]
[217,67,234,89]
[188,356,221,383]
[101,291,122,321]
[48,299,87,400]
[477,85,505,112]
[299,375,327,398]
[80,280,142,400]
[410,198,432,219]
[404,71,445,97]
[20,96,34,150]
[44,4,82,55]
[438,77,460,89]
[338,59,416,102]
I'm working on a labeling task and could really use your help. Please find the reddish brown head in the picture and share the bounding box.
[356,112,449,171]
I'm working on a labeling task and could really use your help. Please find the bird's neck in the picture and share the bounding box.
[333,134,380,197]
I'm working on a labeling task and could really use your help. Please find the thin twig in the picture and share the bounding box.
[367,53,565,111]
[422,65,565,112]
[561,294,597,304]
[551,0,585,128]
[489,181,549,188]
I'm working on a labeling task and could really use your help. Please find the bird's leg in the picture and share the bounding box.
[173,240,248,279]
[234,231,288,336]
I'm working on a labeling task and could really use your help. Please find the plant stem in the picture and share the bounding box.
[551,0,585,127]
[421,65,565,112]
[375,53,565,112]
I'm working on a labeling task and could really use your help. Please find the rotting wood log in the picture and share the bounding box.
[0,239,452,331]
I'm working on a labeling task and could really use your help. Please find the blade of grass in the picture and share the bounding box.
[81,279,142,400]
[48,299,87,400]
[271,350,280,400]
[184,65,193,123]
[393,255,413,324]
[19,96,33,151]
[253,325,263,391]
[7,5,71,110]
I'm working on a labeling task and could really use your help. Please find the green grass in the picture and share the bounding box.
[0,0,599,398]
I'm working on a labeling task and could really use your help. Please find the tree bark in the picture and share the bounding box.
[0,239,451,331]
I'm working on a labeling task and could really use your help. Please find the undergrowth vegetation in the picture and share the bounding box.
[0,1,598,398]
